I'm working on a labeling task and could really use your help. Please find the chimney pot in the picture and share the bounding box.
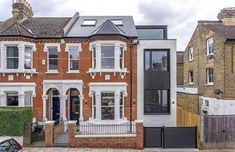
[218,7,235,26]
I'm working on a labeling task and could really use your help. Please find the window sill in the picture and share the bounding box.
[66,70,80,74]
[87,68,128,73]
[188,59,193,62]
[45,71,59,74]
[0,69,38,74]
[188,83,194,85]
[206,83,214,86]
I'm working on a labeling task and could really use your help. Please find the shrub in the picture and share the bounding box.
[0,107,32,136]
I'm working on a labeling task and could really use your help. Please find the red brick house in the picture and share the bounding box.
[0,0,138,128]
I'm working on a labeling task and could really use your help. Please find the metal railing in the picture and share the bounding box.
[78,122,136,135]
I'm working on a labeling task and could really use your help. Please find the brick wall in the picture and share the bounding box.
[177,63,184,85]
[0,36,137,121]
[183,25,229,99]
[177,93,199,114]
[67,120,144,149]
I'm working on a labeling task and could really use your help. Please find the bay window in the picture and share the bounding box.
[101,46,115,69]
[89,41,127,72]
[6,46,19,69]
[7,92,18,106]
[101,93,115,120]
[48,46,58,71]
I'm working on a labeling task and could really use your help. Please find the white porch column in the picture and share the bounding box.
[42,95,48,121]
[60,95,68,121]
[115,92,120,121]
[0,94,6,106]
[95,93,101,120]
[79,95,84,122]
[18,93,25,107]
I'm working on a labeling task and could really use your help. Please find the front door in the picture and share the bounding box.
[52,97,60,121]
[70,89,80,122]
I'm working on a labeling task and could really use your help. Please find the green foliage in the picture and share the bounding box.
[0,107,32,136]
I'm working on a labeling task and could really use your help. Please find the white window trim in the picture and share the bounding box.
[88,41,127,73]
[0,41,36,74]
[206,68,214,85]
[44,43,60,73]
[188,71,193,85]
[88,82,128,122]
[207,38,213,56]
[65,43,82,73]
[188,47,193,61]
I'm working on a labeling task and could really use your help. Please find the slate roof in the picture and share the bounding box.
[0,15,137,38]
[91,20,126,36]
[66,16,138,38]
[0,17,71,38]
[199,20,235,40]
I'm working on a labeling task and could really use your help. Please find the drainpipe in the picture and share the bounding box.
[129,40,133,132]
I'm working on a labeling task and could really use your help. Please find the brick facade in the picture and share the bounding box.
[183,25,235,99]
[0,36,137,121]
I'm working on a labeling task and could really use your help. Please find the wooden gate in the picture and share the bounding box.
[203,115,235,149]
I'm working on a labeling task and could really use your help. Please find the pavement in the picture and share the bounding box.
[23,148,235,152]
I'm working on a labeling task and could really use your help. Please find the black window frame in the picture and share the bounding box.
[144,49,170,72]
[144,89,170,114]
[136,25,167,40]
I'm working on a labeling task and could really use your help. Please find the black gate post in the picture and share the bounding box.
[162,125,165,148]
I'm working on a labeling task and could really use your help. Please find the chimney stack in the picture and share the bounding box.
[218,7,235,26]
[12,0,33,20]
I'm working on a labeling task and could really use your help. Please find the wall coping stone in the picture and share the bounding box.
[75,134,136,138]
[44,121,55,124]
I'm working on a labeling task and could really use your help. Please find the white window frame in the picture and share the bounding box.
[6,45,19,70]
[82,19,97,26]
[65,43,82,73]
[120,92,124,119]
[101,45,115,69]
[0,41,36,74]
[188,71,193,84]
[24,91,33,107]
[44,43,60,73]
[101,92,115,120]
[89,41,127,73]
[207,38,213,55]
[24,46,33,70]
[206,68,214,85]
[120,46,125,69]
[88,82,128,122]
[188,47,193,61]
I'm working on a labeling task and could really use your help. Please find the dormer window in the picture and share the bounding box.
[110,19,123,26]
[207,38,213,55]
[82,19,96,26]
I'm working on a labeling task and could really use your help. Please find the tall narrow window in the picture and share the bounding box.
[24,46,33,69]
[188,47,193,61]
[6,46,19,69]
[207,38,213,55]
[206,68,213,84]
[120,47,124,69]
[120,92,124,119]
[48,46,58,71]
[101,46,115,69]
[188,71,193,84]
[93,93,96,119]
[24,92,32,106]
[101,93,115,120]
[92,47,96,69]
[69,46,79,71]
[7,92,18,106]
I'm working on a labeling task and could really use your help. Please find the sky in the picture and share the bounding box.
[0,0,235,51]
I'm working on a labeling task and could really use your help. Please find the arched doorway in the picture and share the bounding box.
[68,88,80,122]
[47,88,60,121]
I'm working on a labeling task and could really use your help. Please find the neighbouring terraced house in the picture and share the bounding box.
[182,7,235,115]
[0,0,176,148]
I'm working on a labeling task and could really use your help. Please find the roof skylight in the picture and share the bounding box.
[82,19,97,26]
[110,19,123,26]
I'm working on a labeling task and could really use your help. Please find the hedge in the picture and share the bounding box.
[0,107,32,136]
